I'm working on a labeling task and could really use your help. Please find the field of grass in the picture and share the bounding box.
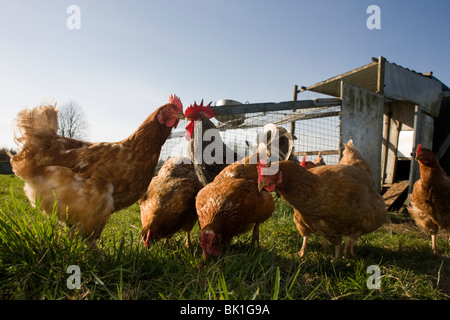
[0,174,449,300]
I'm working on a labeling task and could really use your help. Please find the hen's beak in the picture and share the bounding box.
[258,181,267,192]
[177,113,186,120]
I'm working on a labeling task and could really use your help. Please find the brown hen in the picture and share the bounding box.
[408,144,450,253]
[10,95,184,242]
[196,163,274,258]
[258,160,388,259]
[140,155,202,248]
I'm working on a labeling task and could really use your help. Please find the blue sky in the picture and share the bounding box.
[1,0,449,149]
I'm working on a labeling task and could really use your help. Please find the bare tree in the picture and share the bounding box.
[58,100,89,139]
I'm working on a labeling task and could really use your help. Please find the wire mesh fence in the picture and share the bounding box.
[158,102,341,171]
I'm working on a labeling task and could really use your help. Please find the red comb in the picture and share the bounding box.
[185,100,215,120]
[300,155,306,168]
[416,144,422,154]
[168,94,183,113]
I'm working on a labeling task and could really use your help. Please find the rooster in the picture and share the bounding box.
[185,101,239,186]
[10,95,184,242]
[185,101,296,185]
[139,155,202,248]
[408,144,450,253]
[196,162,275,259]
[258,160,388,259]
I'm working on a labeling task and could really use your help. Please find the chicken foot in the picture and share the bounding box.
[343,238,356,257]
[185,231,192,249]
[431,234,438,254]
[297,238,333,258]
[297,236,309,257]
[163,238,170,247]
[163,233,192,248]
[334,244,341,260]
[326,236,343,260]
[251,223,260,245]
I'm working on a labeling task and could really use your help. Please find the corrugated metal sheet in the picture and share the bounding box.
[384,62,443,117]
[303,56,446,117]
[304,61,379,97]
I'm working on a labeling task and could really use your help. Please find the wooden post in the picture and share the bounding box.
[381,111,391,184]
[384,118,402,184]
[377,56,386,94]
[291,85,299,135]
[408,105,421,198]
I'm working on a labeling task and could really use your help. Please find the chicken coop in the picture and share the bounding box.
[159,56,450,210]
[158,98,342,173]
[302,56,450,209]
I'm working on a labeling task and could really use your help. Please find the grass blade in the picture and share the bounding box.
[272,267,280,300]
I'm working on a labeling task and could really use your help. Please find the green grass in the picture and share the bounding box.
[0,174,449,300]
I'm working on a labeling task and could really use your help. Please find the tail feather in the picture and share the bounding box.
[14,104,59,146]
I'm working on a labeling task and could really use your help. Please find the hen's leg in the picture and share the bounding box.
[334,245,341,260]
[163,238,170,247]
[431,234,438,254]
[185,231,191,248]
[327,236,342,260]
[344,235,360,257]
[87,239,100,253]
[344,238,355,257]
[297,236,308,257]
[350,239,355,256]
[251,223,260,245]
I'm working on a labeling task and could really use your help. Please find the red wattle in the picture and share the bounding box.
[185,121,194,140]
